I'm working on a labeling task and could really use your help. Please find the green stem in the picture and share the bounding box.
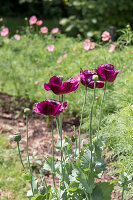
[51,117,56,188]
[26,114,34,196]
[17,142,27,173]
[79,86,87,153]
[60,95,64,182]
[89,82,96,171]
[89,82,96,200]
[121,187,124,200]
[97,82,107,137]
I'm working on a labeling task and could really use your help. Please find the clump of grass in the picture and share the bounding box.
[100,105,133,195]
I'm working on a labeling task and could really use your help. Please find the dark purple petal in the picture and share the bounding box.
[44,76,79,95]
[34,99,67,116]
[55,102,68,115]
[49,76,62,85]
[46,84,63,95]
[62,78,79,94]
[97,64,114,71]
[96,81,104,88]
[80,68,103,89]
[44,83,51,91]
[96,64,122,82]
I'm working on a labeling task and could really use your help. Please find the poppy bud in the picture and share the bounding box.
[13,133,21,142]
[24,108,30,115]
[71,134,76,142]
[39,186,46,195]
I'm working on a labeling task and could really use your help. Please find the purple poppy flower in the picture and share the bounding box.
[44,76,79,95]
[95,64,122,82]
[80,68,104,89]
[34,99,67,116]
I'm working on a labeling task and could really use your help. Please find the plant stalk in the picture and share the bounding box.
[26,114,34,196]
[121,187,124,200]
[51,116,56,187]
[89,81,96,200]
[17,142,27,173]
[79,86,87,152]
[97,82,107,137]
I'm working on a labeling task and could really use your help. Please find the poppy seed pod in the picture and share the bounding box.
[13,133,21,142]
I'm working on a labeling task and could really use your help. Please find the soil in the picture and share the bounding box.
[0,92,128,200]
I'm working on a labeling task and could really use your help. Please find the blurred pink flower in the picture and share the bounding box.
[64,53,67,58]
[57,56,62,64]
[102,31,111,41]
[83,39,95,50]
[75,73,80,81]
[109,44,115,52]
[46,45,55,52]
[73,47,78,53]
[29,16,37,25]
[36,20,43,26]
[14,34,21,40]
[1,28,9,36]
[51,27,59,34]
[35,80,39,85]
[40,26,48,34]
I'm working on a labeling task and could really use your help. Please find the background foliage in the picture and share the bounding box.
[0,0,133,37]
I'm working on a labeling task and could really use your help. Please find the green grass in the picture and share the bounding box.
[101,105,133,197]
[0,135,27,199]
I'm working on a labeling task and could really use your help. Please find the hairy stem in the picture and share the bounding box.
[121,187,124,200]
[97,82,107,137]
[51,116,56,187]
[26,114,34,195]
[79,86,87,152]
[89,81,96,200]
[17,142,27,173]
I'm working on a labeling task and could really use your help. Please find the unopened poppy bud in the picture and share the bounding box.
[25,17,28,21]
[71,134,76,142]
[40,186,46,195]
[92,75,98,81]
[24,108,30,115]
[13,133,21,142]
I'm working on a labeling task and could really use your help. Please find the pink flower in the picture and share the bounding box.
[40,26,48,34]
[51,27,59,34]
[35,80,39,85]
[64,53,67,58]
[14,34,21,40]
[57,56,62,64]
[109,44,115,52]
[83,39,95,50]
[73,47,78,53]
[29,16,37,25]
[102,31,111,41]
[1,28,9,37]
[46,45,55,52]
[36,20,43,26]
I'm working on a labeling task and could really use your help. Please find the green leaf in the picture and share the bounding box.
[32,175,38,194]
[31,194,45,200]
[92,182,113,200]
[43,157,54,172]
